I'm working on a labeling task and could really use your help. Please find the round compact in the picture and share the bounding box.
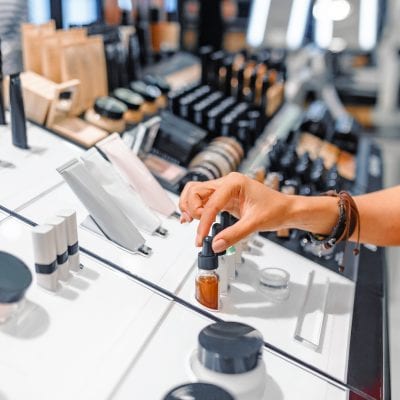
[259,267,290,302]
[163,383,234,400]
[213,136,244,159]
[130,81,161,115]
[0,252,32,323]
[190,150,232,177]
[85,96,127,133]
[113,88,144,124]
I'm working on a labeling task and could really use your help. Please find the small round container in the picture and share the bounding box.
[163,383,234,400]
[189,321,266,400]
[0,252,32,323]
[143,75,170,109]
[130,81,161,115]
[113,88,144,124]
[85,96,127,133]
[258,267,290,302]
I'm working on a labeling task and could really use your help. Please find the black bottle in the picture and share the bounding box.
[9,73,28,149]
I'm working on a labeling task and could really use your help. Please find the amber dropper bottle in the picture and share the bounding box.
[195,236,219,310]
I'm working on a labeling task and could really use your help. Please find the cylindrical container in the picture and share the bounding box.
[46,217,70,281]
[129,81,161,115]
[32,225,59,292]
[259,268,290,302]
[56,209,80,272]
[190,321,266,400]
[0,38,6,125]
[113,88,144,124]
[163,383,234,400]
[196,236,219,310]
[84,96,127,133]
[9,73,28,149]
[0,252,32,323]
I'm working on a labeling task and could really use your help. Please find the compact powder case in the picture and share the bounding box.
[113,88,144,124]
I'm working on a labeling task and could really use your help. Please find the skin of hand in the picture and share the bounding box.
[179,172,315,253]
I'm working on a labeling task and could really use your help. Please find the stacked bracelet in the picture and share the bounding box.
[308,190,361,272]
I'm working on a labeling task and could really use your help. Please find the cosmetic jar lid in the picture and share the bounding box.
[130,81,161,102]
[198,321,263,374]
[113,88,144,110]
[143,75,171,94]
[0,252,32,304]
[94,97,127,120]
[163,383,234,400]
[198,236,218,270]
[259,268,289,289]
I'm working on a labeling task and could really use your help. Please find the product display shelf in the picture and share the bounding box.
[0,217,173,400]
[112,302,350,400]
[176,235,355,382]
[0,120,83,211]
[17,182,200,294]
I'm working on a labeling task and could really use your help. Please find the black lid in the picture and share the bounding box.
[164,383,234,400]
[198,321,263,374]
[198,236,218,270]
[211,223,225,256]
[220,212,233,230]
[149,7,161,23]
[130,81,161,102]
[166,11,178,22]
[143,75,171,94]
[113,88,144,110]
[0,252,32,303]
[94,96,127,120]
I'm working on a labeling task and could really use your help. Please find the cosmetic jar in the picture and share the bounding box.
[163,383,234,400]
[259,267,290,302]
[143,75,170,109]
[130,81,161,115]
[0,252,32,323]
[113,88,144,124]
[85,96,127,133]
[189,321,266,400]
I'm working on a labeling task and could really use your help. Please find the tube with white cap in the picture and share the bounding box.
[57,158,150,256]
[32,225,59,292]
[46,217,70,281]
[56,209,80,272]
[97,133,179,218]
[81,148,168,237]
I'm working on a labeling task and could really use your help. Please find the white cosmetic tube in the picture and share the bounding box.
[46,217,70,281]
[81,148,167,236]
[32,225,59,292]
[97,133,178,217]
[57,158,149,255]
[56,209,80,272]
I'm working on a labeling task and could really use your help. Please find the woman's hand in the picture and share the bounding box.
[179,172,294,253]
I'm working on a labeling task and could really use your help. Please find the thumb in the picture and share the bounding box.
[212,217,256,253]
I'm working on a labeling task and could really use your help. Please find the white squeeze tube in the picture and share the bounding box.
[81,148,168,237]
[57,158,150,255]
[97,133,179,218]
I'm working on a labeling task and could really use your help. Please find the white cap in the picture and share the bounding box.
[56,209,78,246]
[46,217,68,255]
[32,225,57,265]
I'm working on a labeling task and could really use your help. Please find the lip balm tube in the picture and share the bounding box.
[81,148,167,237]
[46,217,70,281]
[97,133,178,218]
[57,158,150,255]
[32,225,59,292]
[56,209,80,272]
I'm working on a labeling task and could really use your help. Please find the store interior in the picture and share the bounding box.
[0,0,399,399]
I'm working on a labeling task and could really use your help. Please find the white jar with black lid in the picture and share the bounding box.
[189,321,266,400]
[163,382,234,400]
[0,252,32,323]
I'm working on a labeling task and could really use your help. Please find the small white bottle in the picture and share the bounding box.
[57,209,80,272]
[190,321,266,400]
[46,217,70,281]
[32,225,59,292]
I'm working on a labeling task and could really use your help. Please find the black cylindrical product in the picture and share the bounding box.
[246,109,262,141]
[199,46,214,85]
[223,56,234,96]
[9,73,28,149]
[163,383,234,400]
[260,74,269,112]
[209,50,225,89]
[193,92,224,127]
[309,157,325,190]
[295,152,312,183]
[248,69,258,104]
[0,38,6,125]
[135,10,153,66]
[236,119,252,155]
[206,97,236,133]
[127,33,142,82]
[236,67,245,102]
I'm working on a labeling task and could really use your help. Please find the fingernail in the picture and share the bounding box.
[213,238,227,253]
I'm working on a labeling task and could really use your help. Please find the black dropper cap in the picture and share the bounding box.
[163,383,234,400]
[220,212,233,230]
[198,236,218,270]
[211,223,225,256]
[198,321,264,374]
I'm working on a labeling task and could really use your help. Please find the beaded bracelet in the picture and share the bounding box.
[308,190,361,272]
